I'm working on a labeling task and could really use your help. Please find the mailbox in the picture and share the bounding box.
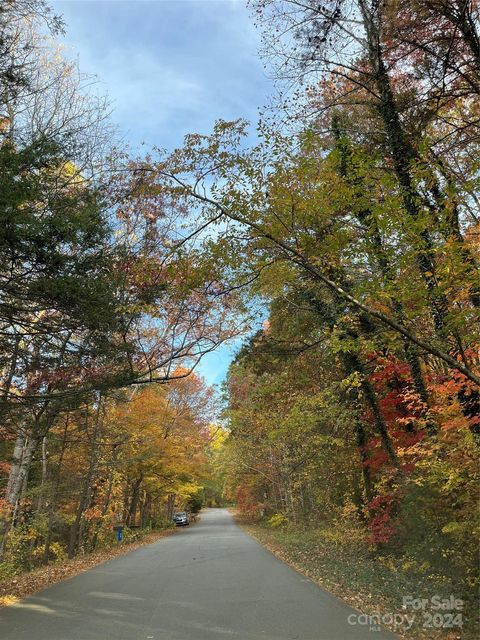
[113,524,124,541]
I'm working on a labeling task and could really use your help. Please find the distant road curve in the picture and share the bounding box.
[0,508,396,639]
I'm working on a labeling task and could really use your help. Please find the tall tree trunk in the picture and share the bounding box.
[353,406,374,505]
[343,350,401,471]
[126,476,143,527]
[68,398,103,558]
[332,117,435,429]
[306,290,401,470]
[91,444,119,550]
[0,432,39,555]
[165,493,176,521]
[35,436,48,512]
[141,493,152,529]
[26,435,49,562]
[44,416,69,563]
[359,0,458,332]
[4,426,28,507]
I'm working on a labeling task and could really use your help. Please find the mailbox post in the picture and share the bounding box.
[113,524,124,542]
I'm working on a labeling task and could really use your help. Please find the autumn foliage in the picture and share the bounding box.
[0,2,479,632]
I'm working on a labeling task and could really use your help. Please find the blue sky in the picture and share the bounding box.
[51,0,270,149]
[51,0,272,386]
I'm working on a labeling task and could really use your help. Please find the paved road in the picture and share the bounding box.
[0,508,396,639]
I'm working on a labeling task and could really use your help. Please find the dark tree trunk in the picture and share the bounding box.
[126,476,143,527]
[44,416,70,563]
[68,398,103,558]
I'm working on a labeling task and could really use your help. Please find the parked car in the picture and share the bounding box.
[173,511,190,526]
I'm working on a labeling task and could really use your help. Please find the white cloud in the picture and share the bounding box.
[52,0,270,149]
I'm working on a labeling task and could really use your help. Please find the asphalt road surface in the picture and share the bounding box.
[0,508,396,640]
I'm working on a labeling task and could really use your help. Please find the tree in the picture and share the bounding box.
[0,4,239,556]
[138,120,480,385]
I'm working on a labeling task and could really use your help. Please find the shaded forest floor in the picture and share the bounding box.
[0,527,175,607]
[237,516,477,640]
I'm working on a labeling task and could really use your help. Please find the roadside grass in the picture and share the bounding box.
[0,525,175,607]
[237,516,478,640]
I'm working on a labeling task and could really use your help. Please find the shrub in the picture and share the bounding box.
[267,513,289,528]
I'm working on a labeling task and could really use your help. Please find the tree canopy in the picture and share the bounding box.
[0,2,478,629]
